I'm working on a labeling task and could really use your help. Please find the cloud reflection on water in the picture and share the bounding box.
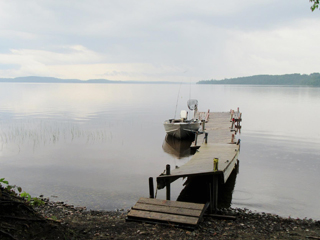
[0,83,320,219]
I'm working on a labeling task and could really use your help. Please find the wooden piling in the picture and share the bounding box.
[166,164,171,200]
[149,177,154,199]
[212,175,219,213]
[209,175,219,213]
[194,132,198,146]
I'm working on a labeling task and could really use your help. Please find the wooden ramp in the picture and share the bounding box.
[126,197,208,228]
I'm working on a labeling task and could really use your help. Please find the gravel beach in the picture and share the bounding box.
[1,185,320,240]
[32,198,320,239]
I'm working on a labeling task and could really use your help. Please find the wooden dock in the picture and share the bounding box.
[157,110,241,212]
[159,111,240,179]
[127,109,242,227]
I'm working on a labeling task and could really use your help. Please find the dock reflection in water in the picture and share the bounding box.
[177,161,239,208]
[162,134,197,159]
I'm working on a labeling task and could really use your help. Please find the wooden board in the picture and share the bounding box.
[133,202,202,217]
[127,209,199,225]
[137,197,204,210]
[126,197,208,226]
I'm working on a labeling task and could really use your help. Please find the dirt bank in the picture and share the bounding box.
[1,187,320,240]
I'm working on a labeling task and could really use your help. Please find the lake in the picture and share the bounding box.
[0,83,320,220]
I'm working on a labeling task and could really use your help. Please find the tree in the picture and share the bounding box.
[310,0,319,11]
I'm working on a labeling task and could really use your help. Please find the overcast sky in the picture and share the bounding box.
[0,1,319,82]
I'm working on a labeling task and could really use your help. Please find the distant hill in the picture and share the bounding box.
[197,73,320,86]
[0,76,181,84]
[0,76,116,83]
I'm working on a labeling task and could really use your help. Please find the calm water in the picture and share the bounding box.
[0,83,320,219]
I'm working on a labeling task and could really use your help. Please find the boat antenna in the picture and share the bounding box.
[174,83,182,119]
[189,81,191,100]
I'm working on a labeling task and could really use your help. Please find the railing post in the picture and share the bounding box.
[231,133,235,143]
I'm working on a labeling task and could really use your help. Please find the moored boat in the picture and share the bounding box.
[163,99,201,139]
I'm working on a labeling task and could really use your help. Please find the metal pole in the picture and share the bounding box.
[149,177,154,198]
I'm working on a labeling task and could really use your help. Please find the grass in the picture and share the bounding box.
[0,119,112,152]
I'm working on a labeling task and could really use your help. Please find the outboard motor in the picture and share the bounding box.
[187,99,198,119]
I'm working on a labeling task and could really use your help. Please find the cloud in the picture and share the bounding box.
[0,45,105,78]
[222,18,320,78]
[0,45,192,81]
[0,0,319,81]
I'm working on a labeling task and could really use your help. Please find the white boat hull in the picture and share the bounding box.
[163,120,200,139]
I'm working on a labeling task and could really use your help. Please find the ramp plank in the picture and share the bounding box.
[133,202,202,217]
[127,209,199,225]
[138,197,204,210]
[126,198,208,227]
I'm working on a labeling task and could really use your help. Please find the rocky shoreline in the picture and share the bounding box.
[1,183,319,240]
[31,198,320,239]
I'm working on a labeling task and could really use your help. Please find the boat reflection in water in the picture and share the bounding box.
[177,161,239,208]
[162,134,197,159]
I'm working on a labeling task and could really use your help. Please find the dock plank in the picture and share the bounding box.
[127,209,199,225]
[137,197,204,210]
[126,198,207,226]
[132,203,202,217]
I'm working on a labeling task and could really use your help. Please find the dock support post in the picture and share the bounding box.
[166,164,171,200]
[210,175,219,213]
[194,132,198,146]
[202,120,205,131]
[205,132,208,144]
[149,177,154,199]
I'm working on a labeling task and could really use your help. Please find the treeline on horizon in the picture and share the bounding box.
[197,73,320,86]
